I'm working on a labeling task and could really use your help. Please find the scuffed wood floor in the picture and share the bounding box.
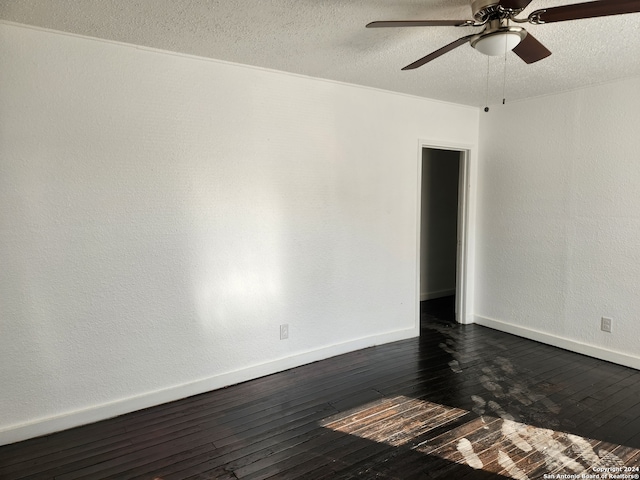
[1,296,639,479]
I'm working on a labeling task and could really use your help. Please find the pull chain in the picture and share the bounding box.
[484,55,490,112]
[502,34,508,105]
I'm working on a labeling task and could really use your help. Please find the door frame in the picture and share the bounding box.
[417,140,475,324]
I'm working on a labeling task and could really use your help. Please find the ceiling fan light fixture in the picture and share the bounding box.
[472,29,525,56]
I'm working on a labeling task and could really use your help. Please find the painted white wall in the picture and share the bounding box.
[420,149,460,300]
[0,22,479,445]
[476,76,640,370]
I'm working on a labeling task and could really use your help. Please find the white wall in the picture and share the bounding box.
[476,76,640,370]
[0,22,479,445]
[420,149,460,300]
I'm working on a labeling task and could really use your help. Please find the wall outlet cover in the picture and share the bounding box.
[280,324,289,340]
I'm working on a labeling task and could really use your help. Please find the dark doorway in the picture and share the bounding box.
[420,148,461,329]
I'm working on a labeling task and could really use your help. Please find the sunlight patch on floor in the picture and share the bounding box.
[320,396,640,478]
[320,396,467,447]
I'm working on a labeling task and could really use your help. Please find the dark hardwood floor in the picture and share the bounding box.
[2,296,640,479]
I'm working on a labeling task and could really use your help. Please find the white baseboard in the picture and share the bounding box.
[420,289,455,301]
[474,315,640,371]
[0,326,418,447]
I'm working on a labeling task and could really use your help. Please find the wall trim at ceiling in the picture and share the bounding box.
[0,20,480,111]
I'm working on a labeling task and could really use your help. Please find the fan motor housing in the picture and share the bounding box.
[471,0,502,22]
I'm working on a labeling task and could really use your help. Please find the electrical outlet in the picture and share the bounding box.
[280,324,289,340]
[601,317,612,333]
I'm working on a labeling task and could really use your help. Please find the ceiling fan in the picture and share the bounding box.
[367,0,640,70]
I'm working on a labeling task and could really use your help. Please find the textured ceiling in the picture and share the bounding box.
[1,0,640,106]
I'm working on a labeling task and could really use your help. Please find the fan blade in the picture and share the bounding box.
[512,32,552,63]
[402,35,475,70]
[532,0,640,23]
[366,20,474,28]
[498,0,535,10]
